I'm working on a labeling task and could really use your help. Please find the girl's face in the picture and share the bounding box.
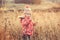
[25,14,30,19]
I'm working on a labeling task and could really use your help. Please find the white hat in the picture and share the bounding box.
[24,5,32,15]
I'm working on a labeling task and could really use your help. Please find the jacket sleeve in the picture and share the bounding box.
[21,19,27,25]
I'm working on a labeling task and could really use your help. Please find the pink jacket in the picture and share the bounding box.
[20,16,35,36]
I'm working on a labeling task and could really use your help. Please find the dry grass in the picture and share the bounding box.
[0,5,60,40]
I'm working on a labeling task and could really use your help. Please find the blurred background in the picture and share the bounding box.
[0,0,60,40]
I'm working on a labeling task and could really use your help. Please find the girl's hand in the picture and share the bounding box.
[33,22,38,26]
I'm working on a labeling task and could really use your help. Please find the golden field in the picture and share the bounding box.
[0,3,60,40]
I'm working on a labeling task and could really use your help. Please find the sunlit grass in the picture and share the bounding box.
[0,3,60,40]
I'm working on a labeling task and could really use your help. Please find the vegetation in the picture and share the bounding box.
[0,3,60,40]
